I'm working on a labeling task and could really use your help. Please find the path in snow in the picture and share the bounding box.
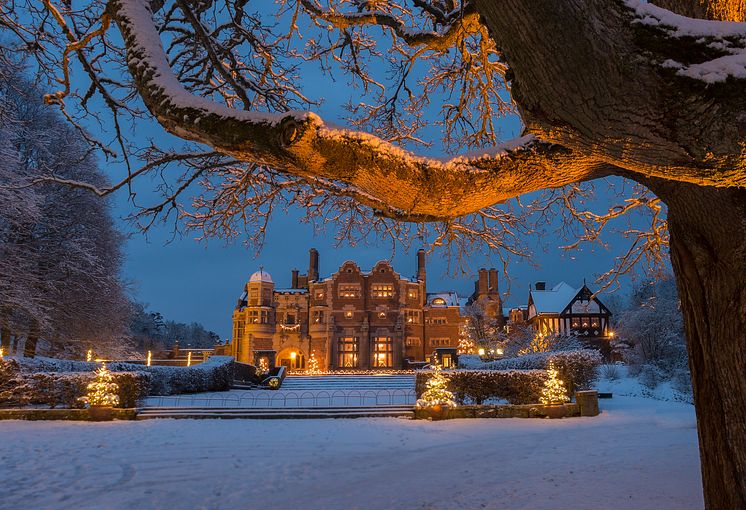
[0,395,702,510]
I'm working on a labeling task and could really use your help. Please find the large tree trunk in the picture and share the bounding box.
[649,179,746,509]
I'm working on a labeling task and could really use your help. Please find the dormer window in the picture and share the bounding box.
[432,297,446,306]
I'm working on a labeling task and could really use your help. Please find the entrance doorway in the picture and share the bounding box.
[277,348,306,370]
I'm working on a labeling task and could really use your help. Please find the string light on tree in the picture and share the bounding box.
[147,350,152,367]
[258,357,269,373]
[415,363,457,409]
[187,351,192,367]
[83,363,119,407]
[86,349,93,362]
[307,351,320,375]
[540,361,570,405]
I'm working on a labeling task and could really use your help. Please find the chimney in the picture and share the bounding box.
[488,268,499,295]
[416,249,426,282]
[535,281,546,291]
[478,268,489,295]
[309,248,319,282]
[291,269,299,289]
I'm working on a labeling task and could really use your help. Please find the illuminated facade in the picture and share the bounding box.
[230,249,477,370]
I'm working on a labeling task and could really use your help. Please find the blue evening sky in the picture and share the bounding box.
[88,12,659,340]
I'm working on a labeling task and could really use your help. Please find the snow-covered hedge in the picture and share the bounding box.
[4,355,235,405]
[134,356,234,395]
[416,369,548,405]
[458,350,602,393]
[0,359,150,408]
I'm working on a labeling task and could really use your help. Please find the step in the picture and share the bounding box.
[137,406,413,420]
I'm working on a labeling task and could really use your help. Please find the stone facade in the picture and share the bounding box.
[230,249,479,370]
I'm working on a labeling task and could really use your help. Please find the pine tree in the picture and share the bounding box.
[416,363,457,409]
[82,363,119,407]
[307,351,320,375]
[540,361,570,405]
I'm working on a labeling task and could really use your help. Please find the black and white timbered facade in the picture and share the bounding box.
[527,282,612,340]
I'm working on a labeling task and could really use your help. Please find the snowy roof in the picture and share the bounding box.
[426,292,460,307]
[275,288,307,294]
[249,270,273,283]
[530,282,578,314]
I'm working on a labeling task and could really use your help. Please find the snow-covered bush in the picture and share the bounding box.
[5,355,234,404]
[462,350,602,393]
[133,356,233,395]
[0,365,151,409]
[416,369,547,405]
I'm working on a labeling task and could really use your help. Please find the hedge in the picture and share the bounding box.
[416,369,548,405]
[0,360,150,409]
[1,355,235,408]
[459,350,602,394]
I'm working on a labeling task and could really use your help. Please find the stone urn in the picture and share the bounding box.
[88,406,114,421]
[543,404,567,419]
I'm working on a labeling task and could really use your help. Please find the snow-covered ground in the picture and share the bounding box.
[143,374,416,408]
[0,395,702,510]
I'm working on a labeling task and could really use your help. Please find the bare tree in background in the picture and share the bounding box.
[1,0,745,506]
[0,63,132,358]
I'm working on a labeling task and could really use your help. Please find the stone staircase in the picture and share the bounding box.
[137,405,414,420]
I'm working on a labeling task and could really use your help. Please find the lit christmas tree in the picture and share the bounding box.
[258,357,269,373]
[307,351,320,375]
[457,322,476,355]
[540,361,570,405]
[416,363,457,409]
[83,363,120,407]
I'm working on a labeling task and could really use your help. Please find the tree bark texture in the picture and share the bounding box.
[647,179,746,509]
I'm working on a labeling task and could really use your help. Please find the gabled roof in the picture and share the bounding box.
[529,281,578,314]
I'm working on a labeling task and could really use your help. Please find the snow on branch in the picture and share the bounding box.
[627,0,746,83]
[108,0,612,221]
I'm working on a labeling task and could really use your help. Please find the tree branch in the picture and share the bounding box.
[108,0,614,221]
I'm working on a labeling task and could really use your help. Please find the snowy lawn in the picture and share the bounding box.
[0,396,702,510]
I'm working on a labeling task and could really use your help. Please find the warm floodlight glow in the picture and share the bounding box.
[290,351,297,360]
[478,348,485,356]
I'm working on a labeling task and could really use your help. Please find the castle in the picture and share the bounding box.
[229,249,504,370]
[227,249,615,370]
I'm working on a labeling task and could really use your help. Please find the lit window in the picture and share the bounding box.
[339,284,360,298]
[406,310,420,324]
[315,291,325,300]
[371,284,394,298]
[373,337,393,367]
[313,310,325,324]
[405,337,421,346]
[408,289,418,299]
[344,311,354,319]
[378,311,387,319]
[431,297,446,306]
[338,337,359,368]
[591,317,600,328]
[431,338,450,347]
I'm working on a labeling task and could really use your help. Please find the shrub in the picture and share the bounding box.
[0,370,151,409]
[115,355,234,396]
[3,355,234,407]
[416,369,548,405]
[462,350,602,393]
